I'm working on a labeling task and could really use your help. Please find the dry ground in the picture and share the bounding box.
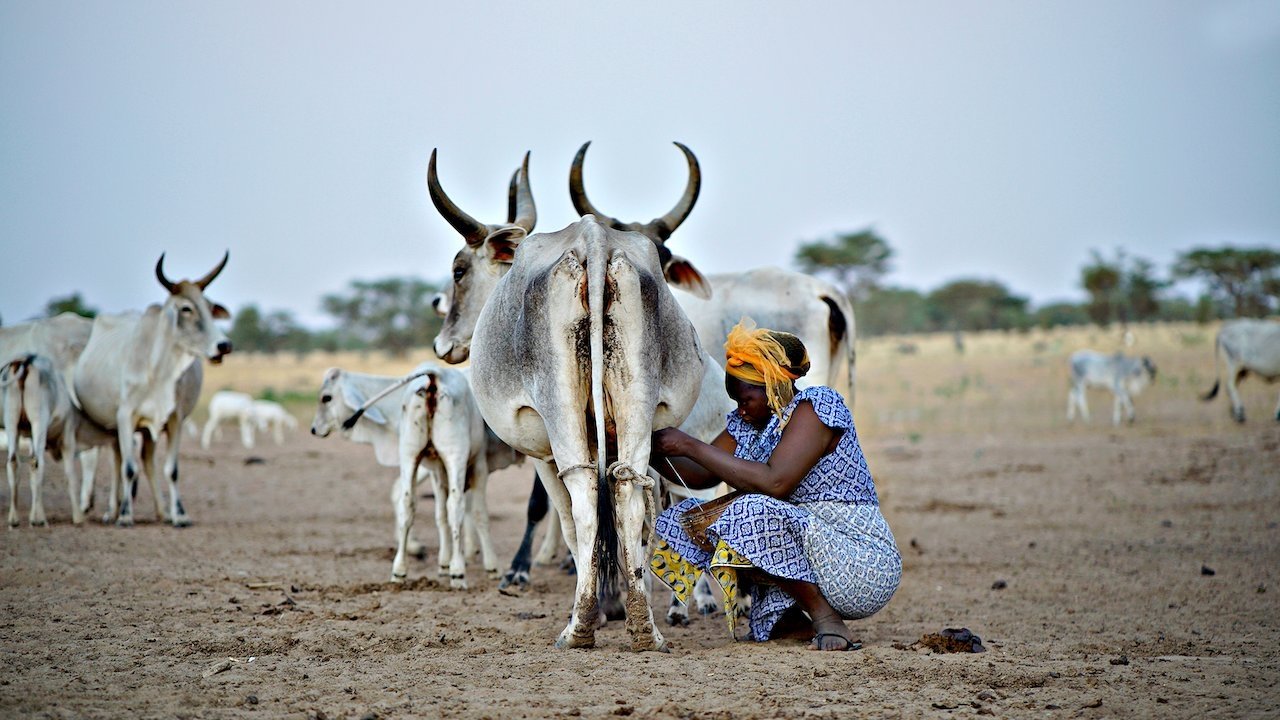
[2,322,1278,719]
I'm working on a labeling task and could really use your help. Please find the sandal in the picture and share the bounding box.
[809,633,862,651]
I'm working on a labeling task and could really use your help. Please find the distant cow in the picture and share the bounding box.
[252,400,297,445]
[1202,319,1280,423]
[201,390,257,449]
[1067,350,1157,426]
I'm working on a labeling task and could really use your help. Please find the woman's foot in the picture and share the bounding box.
[807,615,858,651]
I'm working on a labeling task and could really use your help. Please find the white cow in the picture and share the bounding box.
[1202,319,1280,423]
[569,144,856,404]
[252,400,297,445]
[201,390,257,449]
[1067,350,1157,426]
[74,253,231,526]
[429,147,706,651]
[0,313,105,515]
[310,364,519,584]
[2,354,115,526]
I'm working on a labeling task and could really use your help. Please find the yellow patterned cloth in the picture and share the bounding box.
[651,539,758,635]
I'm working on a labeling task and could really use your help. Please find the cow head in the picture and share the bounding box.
[568,141,711,299]
[155,252,233,364]
[428,149,536,364]
[310,368,388,437]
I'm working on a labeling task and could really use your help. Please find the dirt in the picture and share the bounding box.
[2,422,1278,719]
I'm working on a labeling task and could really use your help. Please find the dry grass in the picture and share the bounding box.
[201,321,1275,438]
[853,320,1271,443]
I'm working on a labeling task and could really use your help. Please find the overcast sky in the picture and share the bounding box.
[2,1,1278,327]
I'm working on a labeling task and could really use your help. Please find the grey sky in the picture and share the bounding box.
[2,1,1278,327]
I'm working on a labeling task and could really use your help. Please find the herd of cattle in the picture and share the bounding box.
[2,142,1279,651]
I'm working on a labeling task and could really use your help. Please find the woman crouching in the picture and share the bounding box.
[650,320,901,651]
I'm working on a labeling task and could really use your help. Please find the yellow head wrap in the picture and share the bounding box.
[723,319,810,418]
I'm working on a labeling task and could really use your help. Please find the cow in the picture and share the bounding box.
[2,354,115,526]
[0,313,105,515]
[428,148,707,651]
[201,390,257,449]
[73,253,231,527]
[1202,319,1280,423]
[311,364,519,584]
[1066,350,1157,426]
[569,143,856,403]
[252,400,297,445]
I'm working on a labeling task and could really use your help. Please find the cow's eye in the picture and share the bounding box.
[452,266,466,281]
[321,394,333,404]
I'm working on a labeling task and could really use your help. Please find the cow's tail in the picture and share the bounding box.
[1201,332,1224,402]
[587,248,623,611]
[0,354,34,390]
[341,368,432,430]
[821,294,855,407]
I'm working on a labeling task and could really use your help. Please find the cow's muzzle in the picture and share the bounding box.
[209,340,233,364]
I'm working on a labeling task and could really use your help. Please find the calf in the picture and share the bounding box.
[251,400,297,445]
[201,390,257,449]
[1067,350,1157,426]
[312,364,519,584]
[2,354,114,526]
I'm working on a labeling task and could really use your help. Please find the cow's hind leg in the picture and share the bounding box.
[5,427,19,528]
[140,431,168,523]
[27,414,49,527]
[163,415,190,526]
[390,457,420,582]
[1227,368,1248,423]
[466,461,499,580]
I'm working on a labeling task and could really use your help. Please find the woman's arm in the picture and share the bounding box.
[651,428,737,491]
[655,402,835,499]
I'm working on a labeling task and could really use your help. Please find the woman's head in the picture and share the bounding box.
[723,319,810,424]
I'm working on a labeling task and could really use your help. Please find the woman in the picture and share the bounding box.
[650,320,901,651]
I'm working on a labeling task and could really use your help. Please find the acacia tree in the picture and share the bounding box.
[1080,250,1166,326]
[44,292,97,319]
[1173,247,1280,318]
[321,277,442,355]
[926,279,1030,331]
[794,228,892,301]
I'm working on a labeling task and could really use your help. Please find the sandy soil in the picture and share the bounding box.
[3,413,1276,719]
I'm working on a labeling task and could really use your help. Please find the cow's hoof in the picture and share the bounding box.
[8,518,19,529]
[436,566,449,578]
[30,519,48,528]
[666,610,690,627]
[485,567,501,580]
[697,599,719,616]
[631,636,669,653]
[554,632,595,650]
[172,516,192,528]
[390,573,407,584]
[115,516,134,528]
[499,570,529,590]
[450,575,468,590]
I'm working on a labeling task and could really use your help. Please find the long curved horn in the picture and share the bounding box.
[567,142,622,227]
[651,141,701,239]
[427,148,487,247]
[511,151,536,234]
[155,253,176,293]
[195,250,230,290]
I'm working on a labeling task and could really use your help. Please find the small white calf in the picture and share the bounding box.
[312,364,516,584]
[1067,350,1157,426]
[251,400,296,445]
[201,390,256,449]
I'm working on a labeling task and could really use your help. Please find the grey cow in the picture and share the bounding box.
[1202,319,1280,422]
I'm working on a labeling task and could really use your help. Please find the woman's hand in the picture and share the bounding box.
[652,427,694,457]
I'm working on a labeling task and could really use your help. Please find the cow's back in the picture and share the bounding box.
[1220,320,1280,376]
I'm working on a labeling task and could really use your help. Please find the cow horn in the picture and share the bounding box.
[155,253,177,293]
[567,141,623,228]
[650,141,701,240]
[427,148,488,247]
[195,250,230,290]
[510,151,536,234]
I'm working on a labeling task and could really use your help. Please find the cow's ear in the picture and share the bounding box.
[210,303,231,320]
[338,379,388,425]
[665,255,712,299]
[485,227,526,265]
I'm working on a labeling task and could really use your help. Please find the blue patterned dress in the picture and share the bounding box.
[653,386,901,641]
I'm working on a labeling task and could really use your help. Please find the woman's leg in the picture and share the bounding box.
[771,576,856,651]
